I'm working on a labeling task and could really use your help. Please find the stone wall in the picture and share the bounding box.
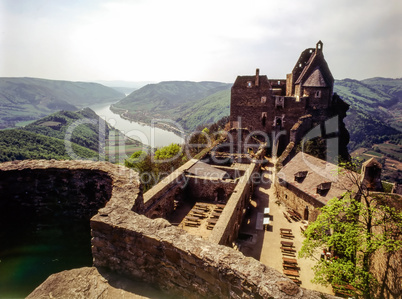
[186,176,237,202]
[2,160,338,298]
[91,206,336,299]
[142,159,198,218]
[0,160,142,222]
[208,162,258,245]
[275,181,324,222]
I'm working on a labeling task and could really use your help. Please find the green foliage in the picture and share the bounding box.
[299,191,402,298]
[21,109,109,152]
[154,144,182,160]
[112,82,231,131]
[0,129,98,162]
[296,137,327,161]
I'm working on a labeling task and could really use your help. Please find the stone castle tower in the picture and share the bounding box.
[230,41,350,159]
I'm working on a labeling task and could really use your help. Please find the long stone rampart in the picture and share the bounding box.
[91,206,335,299]
[142,159,198,218]
[208,162,258,245]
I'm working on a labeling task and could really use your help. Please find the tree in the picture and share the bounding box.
[298,163,402,298]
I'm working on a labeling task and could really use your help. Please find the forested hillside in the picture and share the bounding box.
[0,129,98,162]
[111,81,231,125]
[0,77,124,128]
[22,108,109,152]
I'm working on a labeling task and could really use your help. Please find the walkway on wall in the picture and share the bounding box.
[235,159,333,295]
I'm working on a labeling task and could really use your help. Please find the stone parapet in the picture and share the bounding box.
[91,206,337,299]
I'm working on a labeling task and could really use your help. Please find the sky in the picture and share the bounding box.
[0,0,401,83]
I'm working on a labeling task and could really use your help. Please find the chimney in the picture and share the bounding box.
[255,68,260,87]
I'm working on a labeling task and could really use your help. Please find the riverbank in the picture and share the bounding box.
[88,102,184,148]
[110,105,186,137]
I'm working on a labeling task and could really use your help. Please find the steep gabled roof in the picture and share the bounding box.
[303,68,328,87]
[294,41,334,88]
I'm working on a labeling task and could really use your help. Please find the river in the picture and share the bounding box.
[87,102,185,148]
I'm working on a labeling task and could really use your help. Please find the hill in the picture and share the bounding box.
[22,108,110,153]
[334,78,402,131]
[110,79,401,149]
[0,129,98,162]
[0,77,124,128]
[111,81,231,125]
[175,89,231,131]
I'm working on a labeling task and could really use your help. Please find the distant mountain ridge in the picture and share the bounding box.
[111,81,232,127]
[0,77,124,128]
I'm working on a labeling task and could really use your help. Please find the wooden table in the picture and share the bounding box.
[264,207,270,214]
[280,247,296,253]
[207,218,218,224]
[281,241,294,247]
[185,216,200,222]
[280,228,292,233]
[282,257,298,264]
[195,204,209,211]
[211,211,221,218]
[283,269,299,277]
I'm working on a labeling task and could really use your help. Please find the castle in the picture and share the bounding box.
[2,42,401,298]
[230,40,350,159]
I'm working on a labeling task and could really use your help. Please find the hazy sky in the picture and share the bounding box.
[0,0,401,83]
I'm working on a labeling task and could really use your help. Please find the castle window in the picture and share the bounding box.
[261,112,267,126]
[294,171,308,183]
[277,80,280,85]
[299,63,302,67]
[274,116,283,129]
[261,96,266,103]
[315,91,321,98]
[275,96,284,108]
[317,182,331,196]
[247,81,252,88]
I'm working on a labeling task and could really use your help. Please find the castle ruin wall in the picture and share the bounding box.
[208,163,258,245]
[275,181,323,222]
[91,206,334,299]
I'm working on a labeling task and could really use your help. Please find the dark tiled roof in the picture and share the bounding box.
[303,68,328,87]
[278,152,358,205]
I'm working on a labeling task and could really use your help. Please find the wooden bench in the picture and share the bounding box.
[194,204,210,212]
[280,247,296,253]
[281,241,294,247]
[184,220,200,227]
[281,251,296,257]
[281,233,294,239]
[207,218,218,224]
[211,211,221,218]
[280,228,292,233]
[282,257,298,264]
[283,269,299,277]
[283,263,300,270]
[185,216,200,222]
[292,278,302,285]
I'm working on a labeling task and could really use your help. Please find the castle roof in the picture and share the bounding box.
[302,68,328,87]
[278,152,358,205]
[232,75,270,89]
[293,41,334,88]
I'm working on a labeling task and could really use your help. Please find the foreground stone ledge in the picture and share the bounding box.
[91,207,338,299]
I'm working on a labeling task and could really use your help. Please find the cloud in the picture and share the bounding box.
[0,0,400,82]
